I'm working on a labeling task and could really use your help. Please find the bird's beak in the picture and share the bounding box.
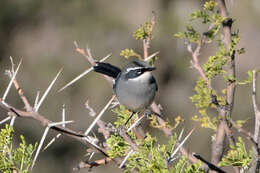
[144,67,156,72]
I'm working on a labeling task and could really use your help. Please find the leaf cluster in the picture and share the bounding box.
[133,21,152,40]
[171,157,203,173]
[125,134,203,173]
[219,137,253,168]
[0,125,37,173]
[174,0,225,44]
[106,134,130,158]
[120,49,142,59]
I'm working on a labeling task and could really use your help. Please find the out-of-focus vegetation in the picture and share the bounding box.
[0,1,260,173]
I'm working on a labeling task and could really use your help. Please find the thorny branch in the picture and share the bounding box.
[75,36,200,169]
[249,70,260,173]
[211,1,237,173]
[143,14,156,59]
[185,1,238,172]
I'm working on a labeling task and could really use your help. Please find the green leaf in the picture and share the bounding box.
[107,134,130,158]
[133,22,151,40]
[120,48,142,59]
[204,1,217,11]
[0,125,37,173]
[219,137,253,168]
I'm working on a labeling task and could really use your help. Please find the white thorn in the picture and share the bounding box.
[0,116,11,125]
[109,100,120,109]
[43,133,61,151]
[58,53,112,92]
[74,41,79,48]
[178,128,185,141]
[169,127,196,160]
[127,114,144,132]
[119,149,134,168]
[2,59,22,101]
[62,104,66,127]
[144,51,159,62]
[99,53,112,62]
[35,68,63,112]
[84,136,103,151]
[9,56,15,73]
[9,116,16,126]
[84,96,115,136]
[58,66,94,92]
[31,126,50,170]
[34,91,40,109]
[88,152,95,161]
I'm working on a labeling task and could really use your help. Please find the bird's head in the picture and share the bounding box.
[121,60,156,81]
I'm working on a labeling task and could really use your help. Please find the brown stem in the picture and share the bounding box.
[74,157,112,171]
[12,78,32,111]
[143,14,156,59]
[249,70,260,173]
[230,119,258,148]
[0,99,108,156]
[210,1,236,172]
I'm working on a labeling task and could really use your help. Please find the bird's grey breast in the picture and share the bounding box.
[113,72,157,111]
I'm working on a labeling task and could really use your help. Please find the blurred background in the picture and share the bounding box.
[0,0,260,172]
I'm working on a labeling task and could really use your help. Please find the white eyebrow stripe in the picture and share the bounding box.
[126,67,143,72]
[127,71,152,81]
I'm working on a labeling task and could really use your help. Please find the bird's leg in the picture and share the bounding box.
[124,111,137,125]
[145,109,163,119]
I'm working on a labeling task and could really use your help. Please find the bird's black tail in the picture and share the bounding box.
[94,62,121,79]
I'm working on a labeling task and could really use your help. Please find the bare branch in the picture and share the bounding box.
[73,157,112,171]
[143,14,156,59]
[0,99,108,156]
[85,100,96,117]
[230,119,257,148]
[250,70,260,173]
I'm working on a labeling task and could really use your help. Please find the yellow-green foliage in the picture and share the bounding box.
[174,25,201,44]
[190,78,212,109]
[124,134,203,173]
[219,137,253,168]
[170,157,203,173]
[126,134,174,173]
[133,21,151,40]
[174,0,225,44]
[0,125,37,173]
[107,134,130,158]
[113,105,133,128]
[203,41,228,79]
[192,109,218,130]
[120,48,142,59]
[237,71,253,85]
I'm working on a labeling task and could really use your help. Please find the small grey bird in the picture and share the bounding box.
[94,60,158,123]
